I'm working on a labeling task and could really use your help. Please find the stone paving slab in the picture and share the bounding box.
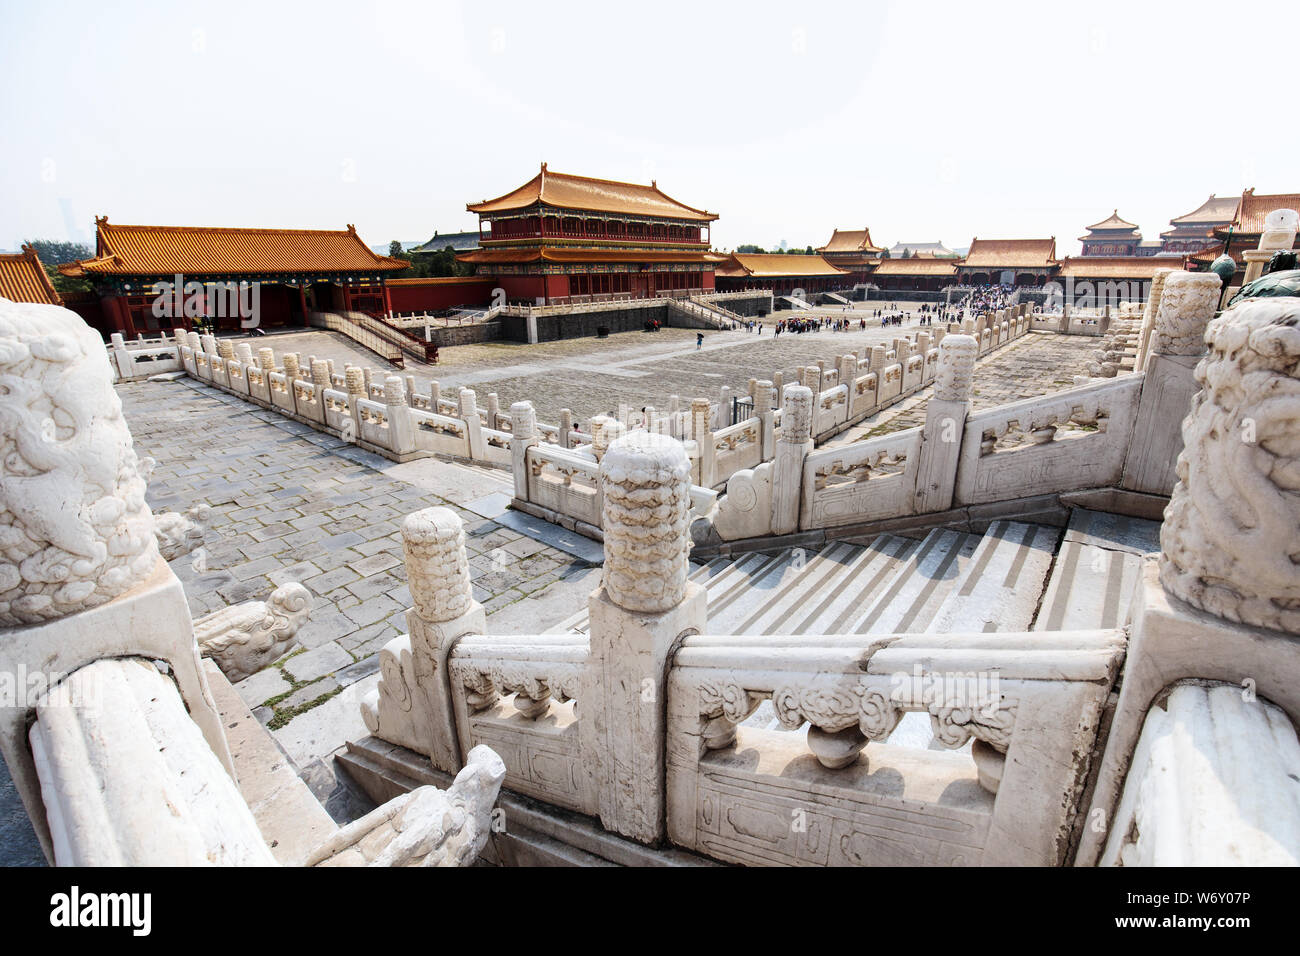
[496,510,606,563]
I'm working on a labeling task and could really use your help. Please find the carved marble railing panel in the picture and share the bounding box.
[801,426,922,528]
[526,443,602,528]
[193,348,212,381]
[902,354,924,393]
[480,426,513,466]
[877,363,903,405]
[813,384,849,437]
[849,371,879,419]
[447,634,595,816]
[953,376,1142,506]
[267,370,296,416]
[408,407,470,458]
[356,398,391,449]
[179,344,198,375]
[209,354,230,388]
[321,388,352,433]
[665,629,1125,867]
[226,359,249,395]
[923,348,939,383]
[112,343,183,380]
[712,418,763,485]
[292,380,323,424]
[245,364,271,403]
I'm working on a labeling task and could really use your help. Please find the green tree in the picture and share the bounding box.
[24,239,94,295]
[25,239,91,266]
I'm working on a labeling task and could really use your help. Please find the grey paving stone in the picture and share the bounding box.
[283,642,354,683]
[335,655,382,687]
[278,677,341,710]
[295,610,358,649]
[342,594,403,627]
[235,668,292,708]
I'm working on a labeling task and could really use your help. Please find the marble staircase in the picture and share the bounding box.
[553,508,1158,641]
[550,507,1158,747]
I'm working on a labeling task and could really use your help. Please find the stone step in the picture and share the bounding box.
[708,542,862,634]
[776,535,920,635]
[845,528,981,635]
[698,551,788,623]
[1033,539,1145,632]
[1062,507,1161,555]
[925,520,1059,634]
[739,529,977,737]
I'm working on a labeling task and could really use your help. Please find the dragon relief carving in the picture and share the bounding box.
[1159,297,1300,634]
[0,300,160,625]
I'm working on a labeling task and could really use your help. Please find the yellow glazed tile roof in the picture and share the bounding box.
[0,246,62,305]
[962,237,1058,268]
[60,218,409,277]
[467,164,718,222]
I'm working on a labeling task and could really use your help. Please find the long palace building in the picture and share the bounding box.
[60,218,408,336]
[456,164,725,303]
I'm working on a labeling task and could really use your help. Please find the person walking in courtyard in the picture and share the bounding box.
[696,332,704,349]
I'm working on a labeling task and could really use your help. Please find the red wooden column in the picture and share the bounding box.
[115,295,136,336]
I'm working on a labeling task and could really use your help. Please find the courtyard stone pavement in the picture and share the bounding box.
[118,379,600,806]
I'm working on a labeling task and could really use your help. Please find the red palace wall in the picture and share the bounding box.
[386,277,497,312]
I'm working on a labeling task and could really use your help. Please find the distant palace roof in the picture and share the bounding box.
[467,164,718,222]
[820,228,883,255]
[1057,256,1189,279]
[962,238,1058,269]
[886,241,958,258]
[715,253,847,279]
[1220,188,1300,236]
[60,218,408,277]
[1084,210,1140,232]
[1169,194,1240,226]
[870,258,958,276]
[0,245,62,305]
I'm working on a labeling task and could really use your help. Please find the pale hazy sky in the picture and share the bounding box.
[3,0,1296,256]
